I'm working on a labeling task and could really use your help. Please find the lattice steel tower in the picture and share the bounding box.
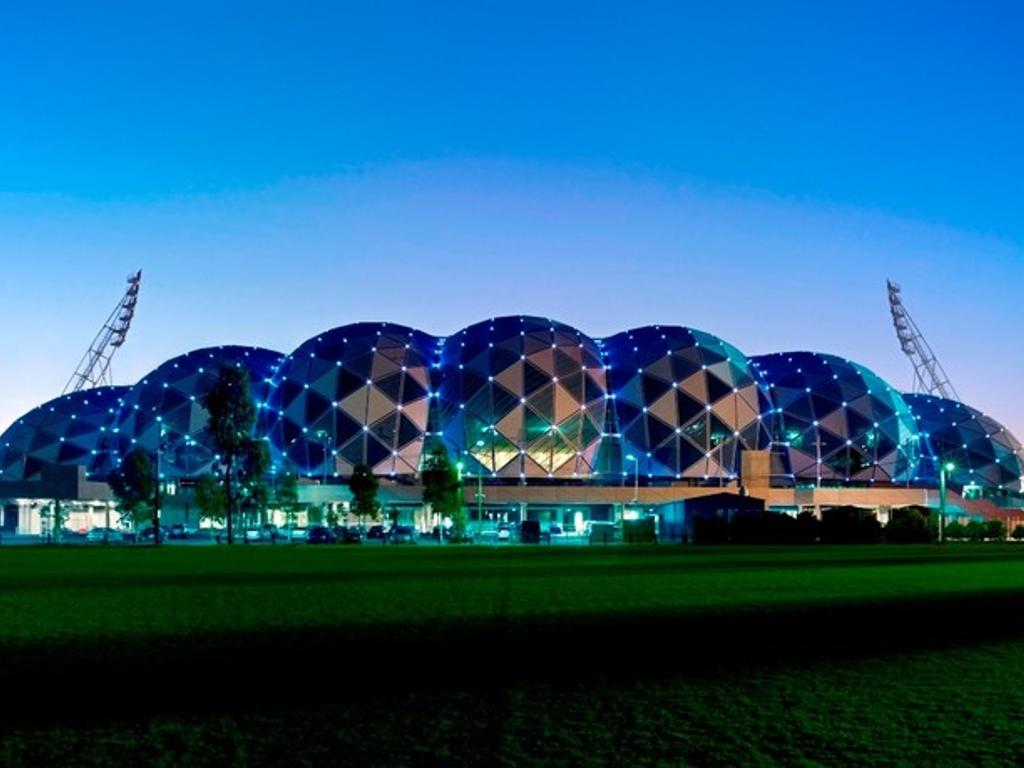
[886,279,959,400]
[63,270,143,394]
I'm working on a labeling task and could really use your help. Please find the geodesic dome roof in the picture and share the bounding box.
[602,326,772,480]
[436,316,607,479]
[266,323,438,478]
[904,393,1024,492]
[111,346,284,479]
[750,352,918,484]
[0,386,128,481]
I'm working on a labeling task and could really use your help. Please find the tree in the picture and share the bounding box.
[307,503,325,526]
[236,438,270,529]
[421,444,464,541]
[1011,524,1024,541]
[109,447,157,540]
[350,463,382,527]
[984,519,1006,542]
[274,473,305,529]
[43,500,69,544]
[204,365,265,544]
[194,475,227,525]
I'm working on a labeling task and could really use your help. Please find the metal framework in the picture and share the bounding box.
[886,279,959,400]
[63,270,142,395]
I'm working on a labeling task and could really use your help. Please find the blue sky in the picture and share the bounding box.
[0,2,1021,437]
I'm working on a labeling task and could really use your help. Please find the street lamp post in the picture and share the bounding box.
[626,454,639,508]
[474,439,486,531]
[316,430,333,486]
[939,461,955,543]
[154,424,168,546]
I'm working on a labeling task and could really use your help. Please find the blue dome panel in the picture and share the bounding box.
[602,326,772,481]
[750,352,918,484]
[266,323,438,478]
[437,316,606,478]
[111,346,284,479]
[904,394,1023,492]
[0,386,129,481]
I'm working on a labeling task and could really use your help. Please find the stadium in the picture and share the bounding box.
[1,315,1022,538]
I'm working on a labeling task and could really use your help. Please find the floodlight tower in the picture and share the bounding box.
[886,280,960,400]
[63,270,142,394]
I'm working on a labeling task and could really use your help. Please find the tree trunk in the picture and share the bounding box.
[225,454,235,545]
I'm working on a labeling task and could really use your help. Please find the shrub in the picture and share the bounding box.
[964,520,985,542]
[730,512,799,545]
[820,506,882,544]
[795,511,819,544]
[691,514,729,545]
[943,521,967,540]
[885,507,934,544]
[984,519,1006,541]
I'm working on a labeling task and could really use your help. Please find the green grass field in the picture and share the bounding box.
[3,544,1024,766]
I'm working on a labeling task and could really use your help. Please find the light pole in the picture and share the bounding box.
[154,424,168,546]
[315,429,333,485]
[474,439,486,531]
[626,454,639,506]
[939,460,955,543]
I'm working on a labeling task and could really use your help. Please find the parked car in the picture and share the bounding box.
[280,526,308,542]
[428,525,455,541]
[307,525,336,544]
[337,527,363,544]
[497,524,512,542]
[366,525,388,541]
[86,527,123,543]
[389,525,416,544]
[168,524,198,540]
[244,524,285,543]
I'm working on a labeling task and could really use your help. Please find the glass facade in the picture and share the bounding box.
[110,346,283,479]
[904,394,1024,492]
[266,323,437,478]
[602,326,772,480]
[2,319,1020,493]
[749,352,918,484]
[437,317,606,478]
[0,386,128,481]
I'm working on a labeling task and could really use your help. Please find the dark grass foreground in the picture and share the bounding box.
[3,545,1024,766]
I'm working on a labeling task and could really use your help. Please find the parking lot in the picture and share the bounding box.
[4,521,600,547]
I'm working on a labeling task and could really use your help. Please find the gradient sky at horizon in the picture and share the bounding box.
[0,2,1022,438]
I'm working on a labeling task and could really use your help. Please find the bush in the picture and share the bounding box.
[820,506,882,544]
[964,520,985,542]
[885,507,934,544]
[943,521,967,540]
[691,514,729,545]
[623,518,657,544]
[984,519,1006,541]
[730,512,799,545]
[1011,524,1024,541]
[795,511,819,544]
